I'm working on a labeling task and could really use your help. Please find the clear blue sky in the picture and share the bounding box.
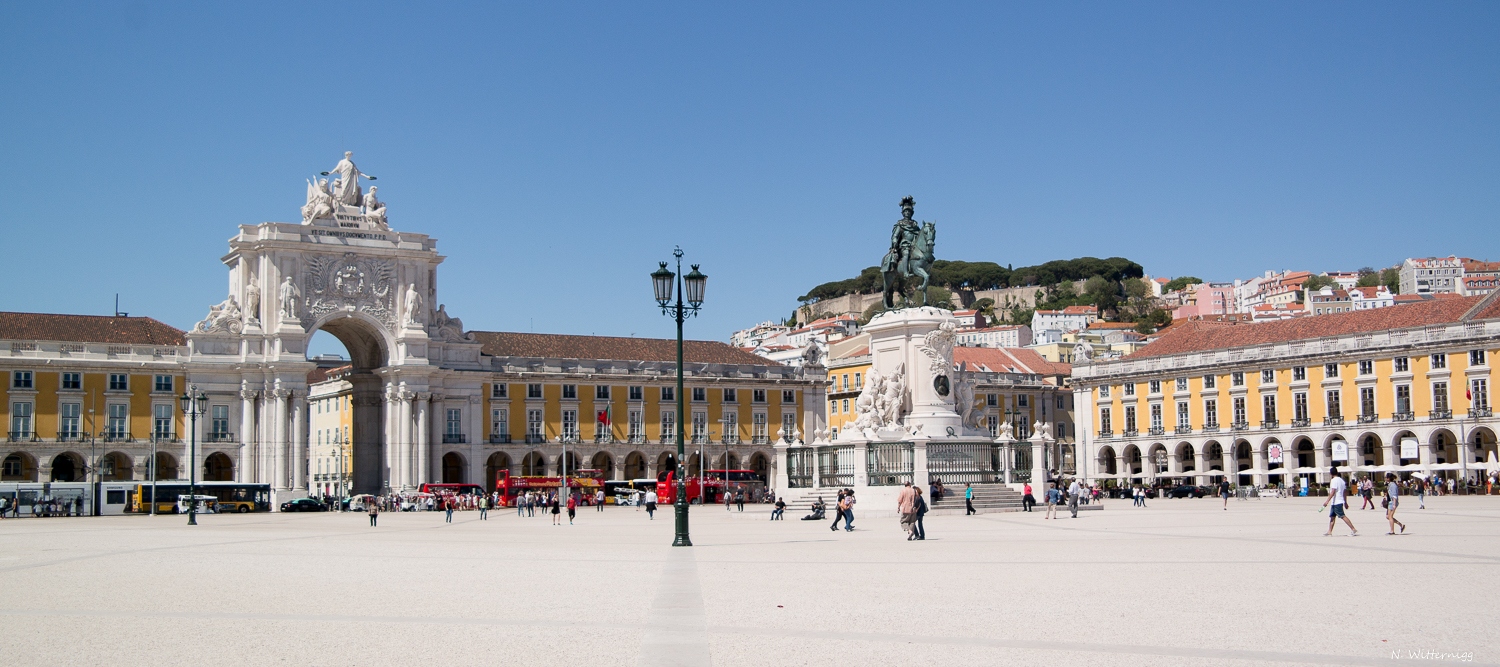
[3,2,1498,352]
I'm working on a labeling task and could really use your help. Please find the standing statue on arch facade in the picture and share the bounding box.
[881,196,936,309]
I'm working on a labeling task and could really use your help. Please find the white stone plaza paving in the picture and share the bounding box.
[1,496,1496,667]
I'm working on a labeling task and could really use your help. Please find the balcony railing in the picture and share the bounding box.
[1148,426,1165,436]
[524,434,547,444]
[1174,425,1192,435]
[489,434,512,444]
[752,435,770,445]
[1122,429,1138,438]
[206,432,235,443]
[691,435,709,445]
[594,434,617,444]
[1392,412,1415,422]
[722,435,741,445]
[1097,429,1113,439]
[628,434,646,444]
[1231,421,1249,431]
[559,434,580,444]
[56,432,83,442]
[443,433,468,444]
[1357,414,1379,424]
[1290,418,1310,428]
[7,431,36,442]
[1202,423,1219,433]
[1470,407,1493,418]
[102,432,133,442]
[1260,420,1280,430]
[1323,416,1344,427]
[1429,410,1452,421]
[152,433,180,443]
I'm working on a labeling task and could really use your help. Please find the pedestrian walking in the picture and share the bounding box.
[444,497,455,523]
[1044,482,1060,519]
[1322,466,1359,537]
[829,489,848,531]
[1416,477,1426,509]
[1138,484,1148,508]
[368,502,378,527]
[1360,477,1376,510]
[567,494,577,525]
[551,494,562,525]
[1219,478,1231,510]
[897,482,918,539]
[964,483,976,515]
[479,495,488,520]
[1384,473,1406,535]
[596,489,606,511]
[1022,482,1035,512]
[735,489,745,512]
[644,490,658,519]
[912,489,927,540]
[1067,478,1081,518]
[843,490,856,531]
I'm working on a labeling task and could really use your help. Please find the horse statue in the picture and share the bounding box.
[882,220,936,308]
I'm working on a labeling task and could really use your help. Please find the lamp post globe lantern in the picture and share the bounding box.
[651,263,675,307]
[650,246,705,547]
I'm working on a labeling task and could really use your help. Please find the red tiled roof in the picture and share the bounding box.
[1061,306,1098,314]
[954,347,1071,378]
[1131,296,1484,359]
[0,312,185,345]
[470,331,778,366]
[308,364,353,385]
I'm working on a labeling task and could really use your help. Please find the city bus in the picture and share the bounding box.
[656,469,766,505]
[417,483,485,497]
[494,470,605,507]
[133,482,271,513]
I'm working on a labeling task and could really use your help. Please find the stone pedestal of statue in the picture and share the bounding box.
[863,306,965,438]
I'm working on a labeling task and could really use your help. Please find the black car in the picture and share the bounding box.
[280,498,327,512]
[1166,485,1206,499]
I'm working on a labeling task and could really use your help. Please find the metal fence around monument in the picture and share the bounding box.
[866,442,914,486]
[787,448,814,488]
[926,442,1000,485]
[1008,443,1032,483]
[817,445,855,488]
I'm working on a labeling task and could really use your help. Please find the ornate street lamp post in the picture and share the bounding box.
[180,386,208,526]
[652,247,706,547]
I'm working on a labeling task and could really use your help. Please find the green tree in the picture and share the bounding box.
[1381,267,1400,294]
[1163,276,1203,292]
[1302,275,1339,292]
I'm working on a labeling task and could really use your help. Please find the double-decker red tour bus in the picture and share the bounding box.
[494,470,606,507]
[656,469,766,504]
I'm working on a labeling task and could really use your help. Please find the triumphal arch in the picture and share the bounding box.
[184,153,485,500]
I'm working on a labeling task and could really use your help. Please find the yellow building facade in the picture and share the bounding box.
[1072,295,1500,487]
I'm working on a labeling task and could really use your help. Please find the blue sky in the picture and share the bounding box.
[3,2,1498,353]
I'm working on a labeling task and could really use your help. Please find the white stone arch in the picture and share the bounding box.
[1096,445,1118,476]
[441,450,469,483]
[1174,441,1196,473]
[303,309,396,372]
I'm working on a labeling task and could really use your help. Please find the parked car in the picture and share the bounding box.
[279,498,327,512]
[1166,485,1206,499]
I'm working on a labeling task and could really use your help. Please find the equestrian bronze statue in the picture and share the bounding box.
[881,196,936,309]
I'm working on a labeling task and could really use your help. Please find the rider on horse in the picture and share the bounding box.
[884,196,921,276]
